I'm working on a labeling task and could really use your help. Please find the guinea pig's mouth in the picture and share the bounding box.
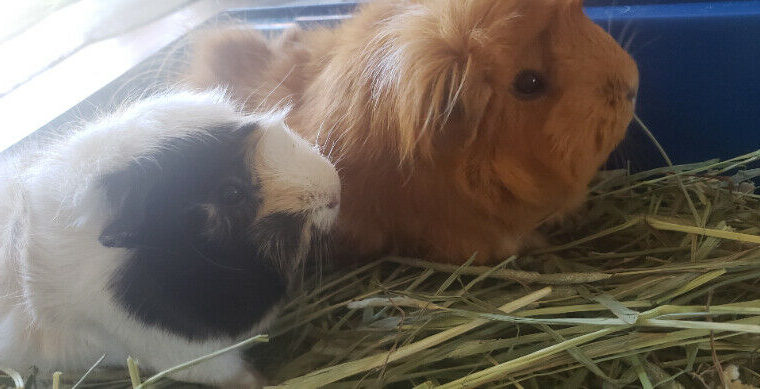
[309,203,340,234]
[252,210,336,272]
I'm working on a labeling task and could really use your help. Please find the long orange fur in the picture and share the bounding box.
[186,0,639,264]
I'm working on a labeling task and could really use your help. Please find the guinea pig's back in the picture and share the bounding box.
[0,152,32,315]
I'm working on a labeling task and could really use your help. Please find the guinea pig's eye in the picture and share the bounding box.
[219,183,247,205]
[512,70,547,99]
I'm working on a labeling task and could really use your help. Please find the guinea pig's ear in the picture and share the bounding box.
[185,27,273,100]
[98,166,153,248]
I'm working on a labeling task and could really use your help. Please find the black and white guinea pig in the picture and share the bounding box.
[0,90,340,387]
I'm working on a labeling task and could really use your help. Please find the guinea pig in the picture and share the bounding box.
[185,0,639,264]
[0,90,340,387]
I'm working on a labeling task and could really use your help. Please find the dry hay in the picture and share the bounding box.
[4,147,760,388]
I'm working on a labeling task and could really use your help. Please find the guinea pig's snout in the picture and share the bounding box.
[626,87,638,103]
[252,119,341,233]
[624,69,639,106]
[327,195,339,210]
[309,169,341,233]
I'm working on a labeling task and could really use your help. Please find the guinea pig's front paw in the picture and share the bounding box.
[494,231,548,260]
[521,231,549,252]
[220,368,266,389]
[163,352,264,388]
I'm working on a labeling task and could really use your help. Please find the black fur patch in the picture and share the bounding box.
[248,212,308,271]
[101,123,300,340]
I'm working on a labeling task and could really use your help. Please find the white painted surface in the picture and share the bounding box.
[0,0,358,152]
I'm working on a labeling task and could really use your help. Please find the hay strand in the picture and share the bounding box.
[136,335,267,388]
[275,288,552,388]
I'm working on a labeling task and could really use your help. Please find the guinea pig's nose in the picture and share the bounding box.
[626,88,638,103]
[327,195,340,209]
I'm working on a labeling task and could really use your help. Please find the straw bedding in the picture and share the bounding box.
[3,148,760,388]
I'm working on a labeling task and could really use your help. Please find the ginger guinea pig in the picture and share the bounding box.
[0,90,339,386]
[186,0,639,264]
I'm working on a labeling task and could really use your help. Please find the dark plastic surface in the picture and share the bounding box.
[589,1,760,166]
[587,0,757,5]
